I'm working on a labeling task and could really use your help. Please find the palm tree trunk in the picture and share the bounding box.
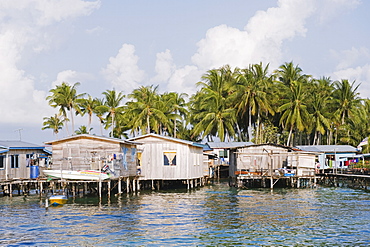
[174,119,177,138]
[146,114,150,134]
[111,113,115,136]
[236,123,243,141]
[287,126,293,146]
[88,113,92,134]
[256,110,261,144]
[248,107,252,142]
[69,110,75,135]
[313,131,318,145]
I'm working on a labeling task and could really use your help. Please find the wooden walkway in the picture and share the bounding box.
[235,175,317,189]
[0,176,207,199]
[316,173,370,190]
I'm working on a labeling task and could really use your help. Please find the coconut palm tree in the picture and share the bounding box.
[93,98,107,136]
[232,63,274,143]
[275,61,309,87]
[278,81,310,146]
[75,125,91,135]
[42,114,64,139]
[191,66,236,142]
[77,95,99,134]
[125,85,166,135]
[161,92,188,138]
[47,82,84,135]
[332,79,361,125]
[101,89,125,136]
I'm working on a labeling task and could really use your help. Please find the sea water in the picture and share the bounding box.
[0,183,369,246]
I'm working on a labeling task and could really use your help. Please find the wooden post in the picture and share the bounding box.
[118,178,122,194]
[9,183,12,198]
[151,180,155,190]
[98,180,102,201]
[108,180,111,200]
[84,182,87,195]
[127,177,130,193]
[40,182,44,196]
[72,183,76,197]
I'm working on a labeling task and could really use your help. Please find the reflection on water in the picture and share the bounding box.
[0,183,369,246]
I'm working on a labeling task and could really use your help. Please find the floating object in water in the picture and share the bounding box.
[43,170,111,180]
[49,195,68,206]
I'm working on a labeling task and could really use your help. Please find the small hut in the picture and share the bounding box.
[230,144,317,188]
[296,145,358,170]
[44,134,139,177]
[0,140,51,181]
[128,134,205,188]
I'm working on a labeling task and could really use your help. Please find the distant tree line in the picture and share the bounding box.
[42,61,369,150]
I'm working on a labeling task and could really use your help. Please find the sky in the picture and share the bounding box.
[0,0,370,145]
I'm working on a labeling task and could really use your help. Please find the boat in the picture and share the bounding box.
[49,195,68,205]
[43,170,111,180]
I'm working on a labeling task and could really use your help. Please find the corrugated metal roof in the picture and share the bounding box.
[45,134,140,145]
[193,143,213,151]
[0,140,45,149]
[295,145,358,153]
[206,142,254,149]
[128,133,203,148]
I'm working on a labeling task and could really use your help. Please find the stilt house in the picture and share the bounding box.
[230,144,317,178]
[128,134,205,185]
[0,141,51,181]
[44,134,139,177]
[295,145,358,170]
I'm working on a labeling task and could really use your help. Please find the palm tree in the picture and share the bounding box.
[191,66,236,142]
[42,114,64,139]
[161,92,188,138]
[332,79,361,125]
[232,63,274,143]
[46,82,85,135]
[77,95,99,134]
[125,85,166,135]
[275,61,309,87]
[75,125,91,135]
[93,98,107,136]
[278,81,310,146]
[101,89,125,136]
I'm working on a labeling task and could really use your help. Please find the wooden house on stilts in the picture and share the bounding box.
[230,144,317,189]
[128,134,206,190]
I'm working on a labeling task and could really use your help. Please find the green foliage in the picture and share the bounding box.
[43,62,368,150]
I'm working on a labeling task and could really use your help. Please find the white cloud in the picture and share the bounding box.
[151,49,176,83]
[0,0,100,124]
[167,66,201,95]
[191,0,316,71]
[103,44,146,94]
[331,47,370,70]
[316,0,360,24]
[51,70,92,88]
[157,0,317,94]
[332,64,370,98]
[85,26,103,35]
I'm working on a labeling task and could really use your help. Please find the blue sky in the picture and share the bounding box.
[0,0,369,145]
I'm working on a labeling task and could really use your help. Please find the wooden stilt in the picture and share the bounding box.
[118,178,122,194]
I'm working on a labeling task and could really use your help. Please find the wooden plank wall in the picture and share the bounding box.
[137,137,204,180]
[0,149,49,180]
[49,139,137,177]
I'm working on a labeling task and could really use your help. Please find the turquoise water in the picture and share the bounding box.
[0,183,369,246]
